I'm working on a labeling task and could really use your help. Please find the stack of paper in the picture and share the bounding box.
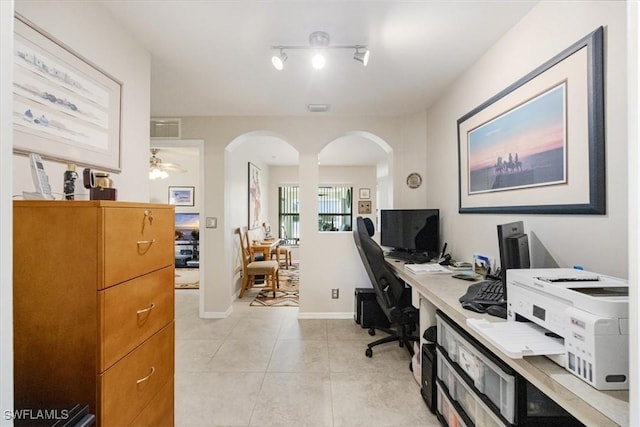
[404,263,452,274]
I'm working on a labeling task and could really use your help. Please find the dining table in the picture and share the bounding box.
[250,238,283,262]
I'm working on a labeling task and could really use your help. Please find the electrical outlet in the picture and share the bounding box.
[331,288,339,299]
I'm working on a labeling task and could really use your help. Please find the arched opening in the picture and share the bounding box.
[225,131,299,306]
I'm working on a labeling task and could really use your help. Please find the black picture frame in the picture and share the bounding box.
[457,27,605,214]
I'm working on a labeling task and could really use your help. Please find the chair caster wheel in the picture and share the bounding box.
[365,348,373,358]
[368,328,376,336]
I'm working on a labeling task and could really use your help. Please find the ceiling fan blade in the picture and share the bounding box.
[158,162,186,172]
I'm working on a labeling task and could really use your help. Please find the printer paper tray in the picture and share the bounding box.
[467,319,565,358]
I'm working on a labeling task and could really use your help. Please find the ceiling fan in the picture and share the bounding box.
[149,148,186,179]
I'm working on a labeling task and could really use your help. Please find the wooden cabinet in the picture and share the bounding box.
[13,201,175,426]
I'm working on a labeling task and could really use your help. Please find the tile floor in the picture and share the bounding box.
[174,289,440,426]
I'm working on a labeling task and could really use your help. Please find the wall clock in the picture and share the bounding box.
[406,173,422,189]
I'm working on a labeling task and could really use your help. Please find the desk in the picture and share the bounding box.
[386,258,629,427]
[250,239,282,261]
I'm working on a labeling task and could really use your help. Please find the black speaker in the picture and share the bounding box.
[354,288,390,328]
[421,343,437,413]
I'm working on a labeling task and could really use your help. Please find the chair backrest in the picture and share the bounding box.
[353,216,407,323]
[236,226,252,269]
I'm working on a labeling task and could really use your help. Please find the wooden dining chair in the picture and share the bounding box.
[263,222,292,269]
[236,226,280,298]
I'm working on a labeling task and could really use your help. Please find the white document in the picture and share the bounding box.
[404,263,452,274]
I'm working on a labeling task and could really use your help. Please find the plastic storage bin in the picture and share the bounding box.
[436,381,470,427]
[438,349,508,426]
[435,310,584,427]
[437,313,516,423]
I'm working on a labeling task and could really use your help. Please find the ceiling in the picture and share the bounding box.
[102,1,537,166]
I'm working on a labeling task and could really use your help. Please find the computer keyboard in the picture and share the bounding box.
[386,251,431,264]
[459,279,505,305]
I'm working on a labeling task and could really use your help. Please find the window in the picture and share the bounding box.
[278,185,353,243]
[318,186,352,232]
[279,186,300,245]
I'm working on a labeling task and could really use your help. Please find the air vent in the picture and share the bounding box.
[307,104,329,113]
[150,118,181,139]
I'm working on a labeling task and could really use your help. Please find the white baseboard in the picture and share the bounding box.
[200,306,233,319]
[297,312,354,319]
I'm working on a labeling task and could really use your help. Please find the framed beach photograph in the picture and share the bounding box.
[168,186,195,206]
[12,14,122,172]
[248,162,262,228]
[457,27,605,214]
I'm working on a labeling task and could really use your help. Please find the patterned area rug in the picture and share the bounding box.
[175,268,199,289]
[250,262,299,307]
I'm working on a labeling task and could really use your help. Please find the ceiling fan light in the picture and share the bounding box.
[354,48,370,66]
[311,53,326,70]
[271,50,287,70]
[149,167,168,180]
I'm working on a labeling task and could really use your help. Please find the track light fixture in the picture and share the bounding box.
[353,47,370,66]
[271,49,287,71]
[271,31,369,71]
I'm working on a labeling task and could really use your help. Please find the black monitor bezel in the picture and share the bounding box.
[380,208,440,255]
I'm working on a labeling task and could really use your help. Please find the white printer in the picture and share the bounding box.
[506,268,629,390]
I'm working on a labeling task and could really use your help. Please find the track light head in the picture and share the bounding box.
[271,49,287,70]
[353,48,370,66]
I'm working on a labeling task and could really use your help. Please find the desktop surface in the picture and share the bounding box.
[384,256,629,427]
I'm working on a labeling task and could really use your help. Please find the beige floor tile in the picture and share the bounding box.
[175,339,224,373]
[278,318,328,341]
[174,291,433,427]
[267,339,330,373]
[207,338,276,372]
[249,372,333,427]
[175,371,265,426]
[330,371,438,427]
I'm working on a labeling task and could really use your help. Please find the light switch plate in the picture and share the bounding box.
[205,217,217,228]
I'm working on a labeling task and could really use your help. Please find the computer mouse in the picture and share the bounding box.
[486,304,508,319]
[461,301,487,313]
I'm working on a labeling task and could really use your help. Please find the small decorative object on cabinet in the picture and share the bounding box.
[13,200,175,426]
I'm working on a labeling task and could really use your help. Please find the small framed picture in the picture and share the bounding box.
[358,200,371,214]
[359,188,371,200]
[168,186,195,206]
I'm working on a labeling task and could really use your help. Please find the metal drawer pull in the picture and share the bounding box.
[136,366,156,384]
[136,303,155,315]
[144,210,154,224]
[137,239,156,245]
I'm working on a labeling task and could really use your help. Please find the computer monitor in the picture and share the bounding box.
[496,221,531,290]
[380,209,440,256]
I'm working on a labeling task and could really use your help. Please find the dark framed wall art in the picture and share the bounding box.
[457,27,605,214]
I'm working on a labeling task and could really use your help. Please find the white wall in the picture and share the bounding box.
[1,1,14,423]
[181,116,426,316]
[628,1,639,424]
[149,147,202,213]
[426,1,628,278]
[12,0,151,202]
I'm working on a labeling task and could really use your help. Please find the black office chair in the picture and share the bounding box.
[353,216,419,359]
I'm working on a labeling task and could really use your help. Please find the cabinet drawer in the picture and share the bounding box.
[99,322,174,427]
[130,379,174,427]
[99,266,174,371]
[103,207,174,288]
